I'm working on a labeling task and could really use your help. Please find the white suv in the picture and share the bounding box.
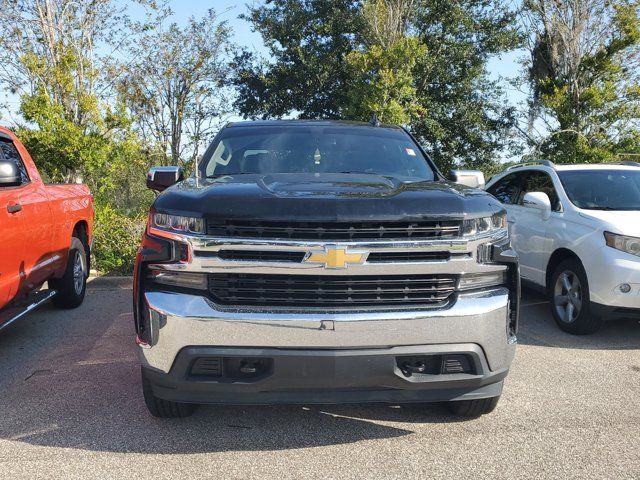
[485,161,640,334]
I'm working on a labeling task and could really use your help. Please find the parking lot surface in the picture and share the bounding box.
[0,278,639,479]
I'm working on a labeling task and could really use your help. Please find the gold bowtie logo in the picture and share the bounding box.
[304,247,368,269]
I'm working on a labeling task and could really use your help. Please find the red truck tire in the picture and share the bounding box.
[50,236,87,309]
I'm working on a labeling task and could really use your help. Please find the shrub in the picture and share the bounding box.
[93,203,146,275]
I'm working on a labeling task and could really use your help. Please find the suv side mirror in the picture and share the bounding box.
[147,166,184,192]
[449,169,485,189]
[523,191,551,220]
[0,160,21,187]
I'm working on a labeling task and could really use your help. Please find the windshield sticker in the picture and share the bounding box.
[405,148,416,156]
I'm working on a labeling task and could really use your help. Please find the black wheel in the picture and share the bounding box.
[50,237,87,309]
[448,396,500,417]
[549,258,604,334]
[141,368,198,418]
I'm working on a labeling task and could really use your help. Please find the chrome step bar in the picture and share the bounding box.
[0,289,57,332]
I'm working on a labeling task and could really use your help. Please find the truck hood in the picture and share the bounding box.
[153,173,504,223]
[578,209,640,236]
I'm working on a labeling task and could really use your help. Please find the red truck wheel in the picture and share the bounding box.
[50,236,87,309]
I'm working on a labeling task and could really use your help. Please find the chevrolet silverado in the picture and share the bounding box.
[134,120,519,418]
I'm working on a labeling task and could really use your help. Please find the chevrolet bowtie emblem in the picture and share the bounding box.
[304,246,368,269]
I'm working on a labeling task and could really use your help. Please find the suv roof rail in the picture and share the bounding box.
[505,160,556,171]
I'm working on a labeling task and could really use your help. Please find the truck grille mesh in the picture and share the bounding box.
[206,220,461,240]
[208,273,457,308]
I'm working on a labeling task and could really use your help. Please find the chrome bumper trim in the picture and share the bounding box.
[139,287,515,373]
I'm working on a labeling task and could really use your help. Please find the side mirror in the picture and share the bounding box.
[0,160,21,187]
[147,166,184,192]
[449,169,485,189]
[522,191,551,220]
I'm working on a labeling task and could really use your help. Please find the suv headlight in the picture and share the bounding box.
[152,212,204,234]
[462,212,507,237]
[604,232,640,257]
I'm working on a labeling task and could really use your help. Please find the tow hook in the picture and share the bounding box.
[400,360,426,377]
[239,361,258,374]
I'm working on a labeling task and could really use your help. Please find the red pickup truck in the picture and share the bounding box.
[0,127,94,330]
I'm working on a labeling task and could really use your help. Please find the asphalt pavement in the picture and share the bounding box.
[0,277,639,479]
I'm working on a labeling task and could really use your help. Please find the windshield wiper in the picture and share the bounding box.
[205,172,245,178]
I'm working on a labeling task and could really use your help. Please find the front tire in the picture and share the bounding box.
[549,258,604,335]
[50,236,87,309]
[448,396,500,417]
[141,368,198,418]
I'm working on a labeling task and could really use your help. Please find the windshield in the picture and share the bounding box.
[199,125,436,181]
[558,169,640,210]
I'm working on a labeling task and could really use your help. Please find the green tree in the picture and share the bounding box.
[233,0,521,171]
[344,1,426,124]
[345,37,426,124]
[119,9,233,168]
[0,0,160,272]
[409,0,521,171]
[232,0,365,119]
[523,0,640,163]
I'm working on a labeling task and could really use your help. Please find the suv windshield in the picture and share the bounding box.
[199,125,436,181]
[559,169,640,210]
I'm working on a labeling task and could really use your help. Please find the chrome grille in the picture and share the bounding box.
[206,220,461,240]
[204,250,467,263]
[208,273,457,308]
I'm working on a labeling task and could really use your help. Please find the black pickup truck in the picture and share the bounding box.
[134,120,519,418]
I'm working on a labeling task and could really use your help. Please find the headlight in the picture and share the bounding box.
[152,212,204,234]
[462,212,507,237]
[604,232,640,257]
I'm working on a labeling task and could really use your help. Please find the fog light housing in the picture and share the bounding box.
[458,271,506,291]
[619,283,632,294]
[148,270,208,290]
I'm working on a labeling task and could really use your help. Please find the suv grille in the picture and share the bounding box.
[208,273,457,308]
[206,220,461,240]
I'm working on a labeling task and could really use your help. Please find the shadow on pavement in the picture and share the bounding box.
[1,283,638,454]
[517,287,640,350]
[0,282,470,455]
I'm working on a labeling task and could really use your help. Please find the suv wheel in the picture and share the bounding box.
[448,396,500,417]
[550,258,604,334]
[141,368,198,418]
[50,236,87,309]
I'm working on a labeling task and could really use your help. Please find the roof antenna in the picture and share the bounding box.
[369,112,380,127]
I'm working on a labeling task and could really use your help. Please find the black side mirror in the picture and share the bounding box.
[147,166,184,192]
[0,161,21,187]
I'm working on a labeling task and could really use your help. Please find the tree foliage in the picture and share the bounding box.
[410,0,522,171]
[344,0,426,124]
[0,2,235,272]
[233,0,365,119]
[232,0,521,171]
[523,0,640,162]
[119,9,233,167]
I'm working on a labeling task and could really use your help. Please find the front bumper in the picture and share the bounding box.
[588,245,640,311]
[139,287,515,404]
[143,345,507,405]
